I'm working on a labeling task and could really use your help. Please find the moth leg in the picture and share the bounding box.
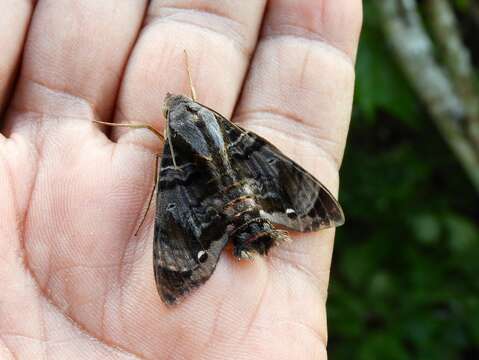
[238,250,255,260]
[92,120,165,141]
[164,117,178,169]
[183,49,197,102]
[232,238,257,260]
[134,153,161,236]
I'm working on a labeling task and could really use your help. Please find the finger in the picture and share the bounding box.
[236,0,362,192]
[233,0,362,343]
[111,0,266,148]
[0,1,35,117]
[6,0,148,133]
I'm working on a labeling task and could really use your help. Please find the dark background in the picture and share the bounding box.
[328,1,479,359]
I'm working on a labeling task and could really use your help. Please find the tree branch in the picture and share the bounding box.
[375,0,479,194]
[427,0,479,150]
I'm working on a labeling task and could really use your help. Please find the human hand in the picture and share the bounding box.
[0,1,361,359]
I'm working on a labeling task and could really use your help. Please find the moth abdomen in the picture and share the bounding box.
[226,201,286,258]
[230,216,286,257]
[221,183,287,257]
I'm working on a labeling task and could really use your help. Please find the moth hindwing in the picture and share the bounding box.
[153,94,344,304]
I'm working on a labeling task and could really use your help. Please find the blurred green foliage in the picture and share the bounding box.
[328,2,479,359]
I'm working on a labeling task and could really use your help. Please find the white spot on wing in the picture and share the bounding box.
[197,250,208,263]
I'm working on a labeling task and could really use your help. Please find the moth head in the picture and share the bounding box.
[163,93,225,159]
[163,93,185,119]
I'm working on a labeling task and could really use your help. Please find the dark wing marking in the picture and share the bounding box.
[153,142,228,305]
[214,112,344,232]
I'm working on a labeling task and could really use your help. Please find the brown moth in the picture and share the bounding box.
[94,54,344,304]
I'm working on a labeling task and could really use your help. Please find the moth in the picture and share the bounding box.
[94,57,344,305]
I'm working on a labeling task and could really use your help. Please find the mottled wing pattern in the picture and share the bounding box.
[153,142,228,305]
[216,113,345,232]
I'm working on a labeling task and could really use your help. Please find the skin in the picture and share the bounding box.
[0,1,362,359]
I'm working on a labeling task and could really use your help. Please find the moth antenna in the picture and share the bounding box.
[183,49,197,102]
[134,153,161,236]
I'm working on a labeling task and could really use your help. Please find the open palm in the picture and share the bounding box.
[0,1,361,359]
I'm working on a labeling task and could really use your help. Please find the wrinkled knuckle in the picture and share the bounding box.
[145,5,252,58]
